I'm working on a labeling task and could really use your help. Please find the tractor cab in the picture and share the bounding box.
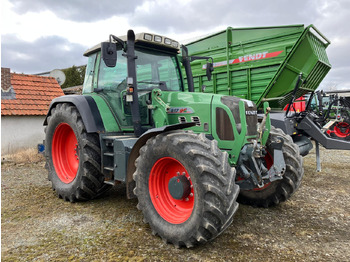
[82,32,184,135]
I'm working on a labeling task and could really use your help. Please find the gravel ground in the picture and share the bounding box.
[1,146,350,261]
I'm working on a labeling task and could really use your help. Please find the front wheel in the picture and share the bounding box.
[237,127,304,207]
[133,131,239,248]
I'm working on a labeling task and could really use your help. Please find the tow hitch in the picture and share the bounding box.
[236,138,286,190]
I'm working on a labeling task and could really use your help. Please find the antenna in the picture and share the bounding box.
[49,69,66,86]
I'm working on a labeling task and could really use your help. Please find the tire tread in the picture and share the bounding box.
[45,102,111,202]
[133,130,239,247]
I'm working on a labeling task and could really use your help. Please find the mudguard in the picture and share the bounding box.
[43,95,105,133]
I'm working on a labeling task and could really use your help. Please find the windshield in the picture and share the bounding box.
[97,48,183,92]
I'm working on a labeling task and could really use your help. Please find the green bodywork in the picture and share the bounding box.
[182,24,331,109]
[88,93,121,132]
[84,87,270,166]
[150,89,269,164]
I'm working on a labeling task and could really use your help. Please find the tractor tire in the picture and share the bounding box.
[133,130,239,248]
[237,127,304,207]
[45,103,111,202]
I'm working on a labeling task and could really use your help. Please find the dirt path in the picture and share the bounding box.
[2,147,350,261]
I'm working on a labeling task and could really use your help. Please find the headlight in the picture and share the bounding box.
[154,35,162,42]
[171,41,179,48]
[164,38,172,45]
[144,34,152,41]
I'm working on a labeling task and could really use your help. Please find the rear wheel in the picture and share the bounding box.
[133,131,239,248]
[237,127,304,207]
[45,103,111,202]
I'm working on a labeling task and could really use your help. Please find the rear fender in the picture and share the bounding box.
[44,95,105,133]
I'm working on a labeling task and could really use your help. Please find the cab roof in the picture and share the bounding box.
[84,32,180,57]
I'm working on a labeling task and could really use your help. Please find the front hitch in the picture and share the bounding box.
[262,137,286,182]
[236,138,286,190]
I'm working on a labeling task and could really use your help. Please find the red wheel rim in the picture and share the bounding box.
[52,123,79,183]
[253,152,273,191]
[331,122,350,138]
[264,152,273,170]
[149,157,194,224]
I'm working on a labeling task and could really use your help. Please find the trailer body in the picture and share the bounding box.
[183,24,331,110]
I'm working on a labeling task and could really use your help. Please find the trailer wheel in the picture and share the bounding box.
[133,131,239,248]
[326,121,350,140]
[45,103,111,202]
[238,127,304,207]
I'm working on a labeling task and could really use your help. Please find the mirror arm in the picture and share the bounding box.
[109,34,126,51]
[190,56,213,63]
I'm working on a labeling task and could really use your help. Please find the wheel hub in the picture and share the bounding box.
[149,157,195,224]
[168,175,191,200]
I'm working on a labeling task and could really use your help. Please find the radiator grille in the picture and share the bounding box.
[178,116,186,124]
[216,108,234,140]
[191,116,201,126]
[220,96,258,137]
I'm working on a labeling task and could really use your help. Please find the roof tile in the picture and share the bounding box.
[1,73,65,116]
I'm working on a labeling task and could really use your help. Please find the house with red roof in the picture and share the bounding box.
[1,67,65,154]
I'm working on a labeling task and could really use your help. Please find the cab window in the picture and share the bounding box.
[98,51,128,91]
[82,53,97,93]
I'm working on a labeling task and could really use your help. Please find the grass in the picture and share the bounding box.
[2,148,44,164]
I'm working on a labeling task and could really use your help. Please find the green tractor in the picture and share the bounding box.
[44,30,303,247]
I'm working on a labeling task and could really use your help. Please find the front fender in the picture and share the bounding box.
[126,122,196,199]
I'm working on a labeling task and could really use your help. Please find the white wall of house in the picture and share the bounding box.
[1,115,46,155]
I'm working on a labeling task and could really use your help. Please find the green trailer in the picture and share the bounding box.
[183,24,331,110]
[182,24,350,170]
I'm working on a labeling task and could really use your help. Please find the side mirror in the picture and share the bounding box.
[206,62,214,81]
[101,42,117,67]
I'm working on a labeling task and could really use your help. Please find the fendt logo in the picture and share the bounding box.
[202,50,283,69]
[238,51,268,63]
[246,110,257,116]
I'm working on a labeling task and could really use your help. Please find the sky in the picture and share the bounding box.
[1,0,350,90]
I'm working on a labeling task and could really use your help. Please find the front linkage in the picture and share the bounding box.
[236,137,286,190]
